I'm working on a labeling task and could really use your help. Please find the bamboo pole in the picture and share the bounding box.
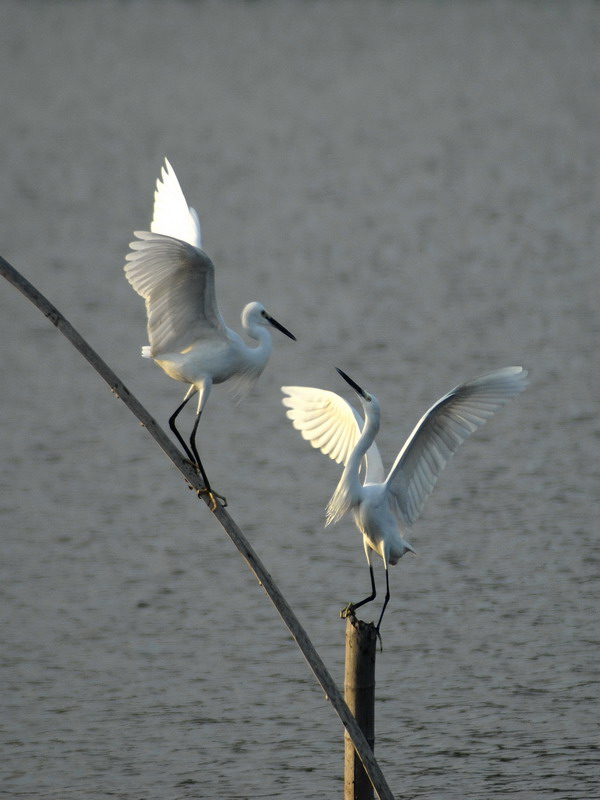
[0,254,395,800]
[345,616,378,800]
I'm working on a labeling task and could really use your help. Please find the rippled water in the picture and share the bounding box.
[1,2,599,798]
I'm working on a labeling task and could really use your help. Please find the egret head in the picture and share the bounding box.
[336,368,380,412]
[243,302,296,340]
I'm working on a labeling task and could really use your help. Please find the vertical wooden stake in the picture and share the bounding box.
[344,616,378,800]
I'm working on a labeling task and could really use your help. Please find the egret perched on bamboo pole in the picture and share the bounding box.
[282,366,528,631]
[124,159,296,509]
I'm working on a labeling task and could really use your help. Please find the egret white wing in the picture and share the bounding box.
[386,367,528,525]
[151,158,202,248]
[124,231,228,355]
[281,386,385,483]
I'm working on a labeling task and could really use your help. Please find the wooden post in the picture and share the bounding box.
[344,616,378,800]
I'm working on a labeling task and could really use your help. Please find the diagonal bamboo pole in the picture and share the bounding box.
[0,253,395,800]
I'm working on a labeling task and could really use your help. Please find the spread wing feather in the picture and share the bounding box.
[151,158,202,247]
[386,367,528,525]
[281,386,385,484]
[124,231,228,355]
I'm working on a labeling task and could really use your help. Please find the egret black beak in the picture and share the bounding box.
[266,314,296,341]
[336,368,368,399]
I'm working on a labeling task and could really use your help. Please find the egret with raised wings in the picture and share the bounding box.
[125,159,296,508]
[282,367,528,630]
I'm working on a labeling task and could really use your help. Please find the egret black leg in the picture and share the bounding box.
[352,564,377,611]
[169,395,195,462]
[375,567,391,632]
[189,411,211,490]
[169,396,225,509]
[341,564,377,619]
[189,412,227,510]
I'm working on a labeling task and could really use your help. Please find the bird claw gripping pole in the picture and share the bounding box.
[341,604,384,652]
[341,603,357,621]
[197,486,227,512]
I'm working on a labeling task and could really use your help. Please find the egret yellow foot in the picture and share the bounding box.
[197,486,227,511]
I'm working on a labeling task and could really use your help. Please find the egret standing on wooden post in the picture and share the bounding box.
[282,366,528,631]
[125,159,296,509]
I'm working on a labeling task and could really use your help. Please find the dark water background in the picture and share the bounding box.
[1,2,598,797]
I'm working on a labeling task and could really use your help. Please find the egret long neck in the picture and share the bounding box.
[245,326,272,371]
[347,405,380,489]
[325,402,381,526]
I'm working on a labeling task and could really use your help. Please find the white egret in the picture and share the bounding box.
[125,159,296,508]
[282,366,528,630]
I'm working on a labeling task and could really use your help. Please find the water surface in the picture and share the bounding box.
[1,2,598,797]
